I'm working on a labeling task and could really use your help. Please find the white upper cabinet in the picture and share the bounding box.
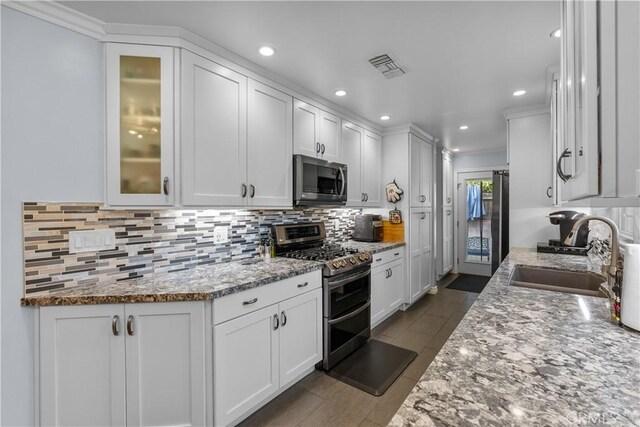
[362,131,382,206]
[293,99,341,162]
[443,152,454,207]
[342,122,381,207]
[106,43,175,206]
[409,134,433,208]
[181,50,248,206]
[247,80,293,207]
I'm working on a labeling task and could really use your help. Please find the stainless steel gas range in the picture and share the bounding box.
[273,222,372,370]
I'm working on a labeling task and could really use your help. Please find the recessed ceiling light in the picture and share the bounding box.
[334,90,347,97]
[380,115,391,121]
[459,125,469,130]
[550,28,561,38]
[452,148,460,152]
[137,134,143,139]
[513,89,527,96]
[258,46,276,57]
[128,130,137,135]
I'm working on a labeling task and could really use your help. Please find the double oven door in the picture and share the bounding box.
[323,266,371,370]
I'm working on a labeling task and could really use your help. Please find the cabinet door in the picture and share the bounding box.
[421,210,433,292]
[106,44,175,206]
[363,131,382,206]
[247,80,293,207]
[421,141,433,207]
[125,302,207,427]
[293,99,320,157]
[279,289,323,388]
[342,122,364,207]
[319,110,341,162]
[410,135,423,207]
[39,305,126,427]
[182,50,247,206]
[386,260,404,312]
[443,206,454,273]
[409,210,424,302]
[214,305,280,427]
[370,265,389,327]
[443,155,454,207]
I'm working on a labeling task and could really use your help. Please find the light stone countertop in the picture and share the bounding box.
[21,257,323,306]
[391,247,640,426]
[342,240,406,254]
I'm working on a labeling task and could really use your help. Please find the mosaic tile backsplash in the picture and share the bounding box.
[23,203,360,296]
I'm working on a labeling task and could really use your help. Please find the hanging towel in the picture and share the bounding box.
[467,183,486,220]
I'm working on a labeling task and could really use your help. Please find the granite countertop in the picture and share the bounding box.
[392,248,640,426]
[21,258,323,306]
[342,240,405,254]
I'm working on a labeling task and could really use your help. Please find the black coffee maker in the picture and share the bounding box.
[537,211,590,255]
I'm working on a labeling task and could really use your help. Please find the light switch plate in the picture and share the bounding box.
[69,229,116,254]
[213,226,229,244]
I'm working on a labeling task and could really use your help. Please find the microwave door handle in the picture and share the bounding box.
[338,167,346,196]
[328,300,371,325]
[327,268,370,289]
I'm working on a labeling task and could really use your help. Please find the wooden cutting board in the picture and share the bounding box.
[382,220,404,242]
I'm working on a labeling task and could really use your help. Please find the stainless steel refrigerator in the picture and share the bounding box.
[491,171,509,275]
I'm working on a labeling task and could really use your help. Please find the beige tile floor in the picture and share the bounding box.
[239,273,479,427]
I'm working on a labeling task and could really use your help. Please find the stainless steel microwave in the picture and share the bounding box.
[293,155,347,206]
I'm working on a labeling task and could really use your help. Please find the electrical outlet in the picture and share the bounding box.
[213,226,229,244]
[333,219,340,231]
[69,229,116,254]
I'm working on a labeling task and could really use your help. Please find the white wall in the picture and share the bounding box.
[452,149,508,171]
[1,8,104,425]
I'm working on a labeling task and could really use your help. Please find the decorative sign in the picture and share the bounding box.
[389,209,402,224]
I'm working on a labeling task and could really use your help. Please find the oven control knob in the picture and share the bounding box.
[340,259,347,267]
[358,253,366,261]
[349,256,357,265]
[332,261,342,269]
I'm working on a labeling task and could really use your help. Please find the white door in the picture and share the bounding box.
[106,43,175,206]
[319,110,341,162]
[293,99,320,157]
[181,50,248,206]
[39,305,126,427]
[342,122,364,207]
[409,135,423,207]
[409,209,425,303]
[247,80,293,207]
[420,141,433,207]
[278,289,323,388]
[457,171,492,276]
[370,265,389,327]
[386,260,404,312]
[443,206,454,273]
[420,210,433,293]
[214,305,280,427]
[124,302,207,427]
[363,131,382,206]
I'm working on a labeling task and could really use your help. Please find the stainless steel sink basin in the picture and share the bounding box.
[509,265,608,298]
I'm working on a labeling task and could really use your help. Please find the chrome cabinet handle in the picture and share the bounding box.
[316,143,321,154]
[126,315,134,336]
[321,144,326,154]
[546,186,553,198]
[281,311,287,327]
[557,148,573,182]
[375,257,382,262]
[297,282,308,288]
[163,177,169,195]
[421,213,426,219]
[447,210,452,215]
[361,193,365,202]
[390,269,393,277]
[385,268,388,278]
[394,252,400,256]
[250,184,255,198]
[112,315,120,336]
[241,184,247,197]
[446,197,451,203]
[273,314,280,330]
[243,298,258,305]
[364,193,368,202]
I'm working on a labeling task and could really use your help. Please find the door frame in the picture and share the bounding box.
[453,166,509,276]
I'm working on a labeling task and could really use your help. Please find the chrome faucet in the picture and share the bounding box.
[564,215,621,291]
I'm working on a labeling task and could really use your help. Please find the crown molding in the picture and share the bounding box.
[2,0,106,39]
[382,123,435,141]
[503,104,550,120]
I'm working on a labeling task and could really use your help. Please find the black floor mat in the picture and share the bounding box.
[446,274,490,293]
[327,340,417,396]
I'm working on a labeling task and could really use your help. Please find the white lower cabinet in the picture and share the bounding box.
[442,206,454,274]
[38,302,208,427]
[213,286,322,426]
[370,248,405,328]
[409,209,433,303]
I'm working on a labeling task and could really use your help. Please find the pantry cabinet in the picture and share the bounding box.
[293,99,341,162]
[38,302,207,427]
[410,134,433,208]
[370,248,405,328]
[343,122,382,207]
[409,209,433,303]
[106,43,176,206]
[442,206,454,274]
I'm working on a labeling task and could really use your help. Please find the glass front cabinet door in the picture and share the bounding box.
[106,44,175,206]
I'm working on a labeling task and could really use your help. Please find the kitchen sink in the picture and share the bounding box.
[508,265,608,298]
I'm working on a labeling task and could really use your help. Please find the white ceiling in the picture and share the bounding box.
[59,1,560,153]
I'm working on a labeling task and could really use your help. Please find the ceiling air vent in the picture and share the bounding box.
[368,53,406,79]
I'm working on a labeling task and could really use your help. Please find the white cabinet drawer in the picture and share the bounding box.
[213,271,322,325]
[371,247,405,268]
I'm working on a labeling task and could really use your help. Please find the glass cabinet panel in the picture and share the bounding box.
[119,56,162,194]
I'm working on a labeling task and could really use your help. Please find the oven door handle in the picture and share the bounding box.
[327,268,371,289]
[328,299,371,325]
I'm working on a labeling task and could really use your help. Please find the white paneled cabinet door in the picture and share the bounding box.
[443,153,454,207]
[387,260,404,311]
[443,206,454,273]
[370,266,388,327]
[39,305,126,427]
[106,43,175,206]
[214,305,280,427]
[409,210,424,302]
[247,80,293,207]
[420,142,433,207]
[421,210,433,293]
[410,135,423,207]
[278,289,323,388]
[319,110,341,162]
[182,50,247,206]
[363,131,382,206]
[124,302,206,427]
[342,122,364,206]
[293,99,320,157]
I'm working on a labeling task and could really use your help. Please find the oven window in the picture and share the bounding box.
[329,274,370,318]
[329,303,370,353]
[302,164,342,195]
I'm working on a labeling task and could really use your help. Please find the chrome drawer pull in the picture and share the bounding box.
[126,315,134,336]
[273,314,280,330]
[394,252,400,256]
[112,315,120,336]
[243,298,258,305]
[297,282,309,288]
